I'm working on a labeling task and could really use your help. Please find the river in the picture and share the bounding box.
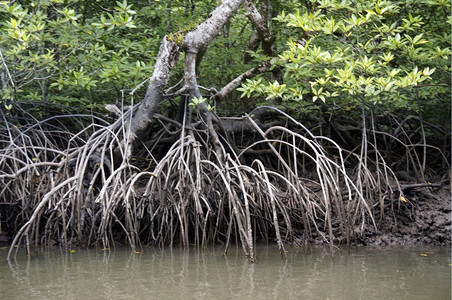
[0,245,450,299]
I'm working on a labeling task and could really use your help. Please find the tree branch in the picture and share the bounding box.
[181,0,245,52]
[243,0,274,57]
[214,60,272,99]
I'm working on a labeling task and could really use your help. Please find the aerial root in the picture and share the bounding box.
[3,105,445,261]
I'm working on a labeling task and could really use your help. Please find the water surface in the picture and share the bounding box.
[0,245,450,299]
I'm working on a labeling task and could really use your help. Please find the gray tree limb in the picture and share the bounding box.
[243,0,274,57]
[125,38,179,159]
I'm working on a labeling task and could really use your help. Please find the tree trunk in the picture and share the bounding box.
[125,38,180,159]
[125,0,245,158]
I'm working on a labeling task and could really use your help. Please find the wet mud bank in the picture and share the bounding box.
[355,184,451,247]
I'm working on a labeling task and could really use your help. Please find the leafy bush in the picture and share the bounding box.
[238,0,450,125]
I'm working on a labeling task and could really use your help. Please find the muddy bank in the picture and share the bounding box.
[354,184,451,247]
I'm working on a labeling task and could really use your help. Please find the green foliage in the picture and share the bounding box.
[0,0,243,113]
[239,0,451,118]
[167,32,184,45]
[0,0,449,123]
[237,78,264,99]
[189,96,214,111]
[0,0,161,109]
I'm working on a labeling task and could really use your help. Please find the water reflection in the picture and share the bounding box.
[0,245,450,299]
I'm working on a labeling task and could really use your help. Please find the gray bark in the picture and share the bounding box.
[243,0,274,57]
[181,0,245,53]
[125,38,179,158]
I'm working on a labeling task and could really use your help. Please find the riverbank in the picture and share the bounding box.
[290,179,451,248]
[1,176,450,249]
[361,184,451,247]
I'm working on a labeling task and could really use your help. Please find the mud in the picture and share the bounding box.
[356,184,451,247]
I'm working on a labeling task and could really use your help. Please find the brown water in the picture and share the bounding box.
[0,245,450,299]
